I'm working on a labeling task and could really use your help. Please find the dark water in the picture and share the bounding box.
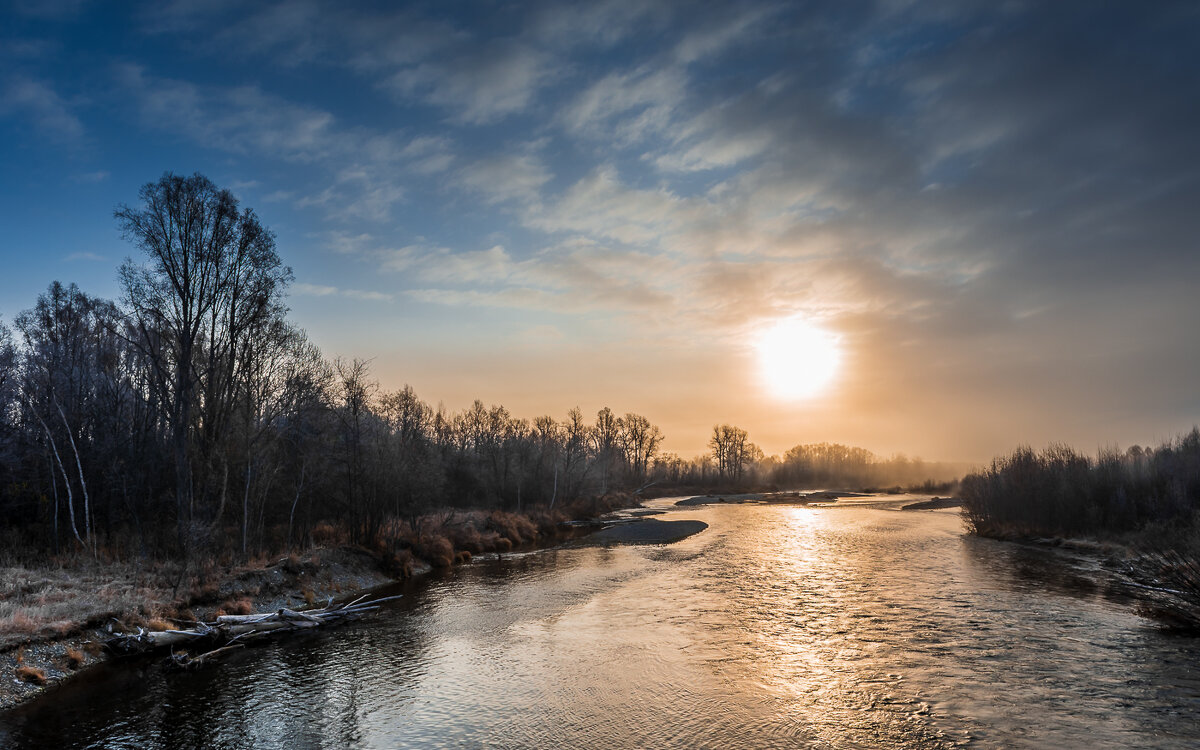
[3,497,1200,749]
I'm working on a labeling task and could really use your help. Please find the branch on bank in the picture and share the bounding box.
[104,594,402,667]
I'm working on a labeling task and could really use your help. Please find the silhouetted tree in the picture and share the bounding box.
[116,172,292,550]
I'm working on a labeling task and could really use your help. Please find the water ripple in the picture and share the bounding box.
[3,501,1199,748]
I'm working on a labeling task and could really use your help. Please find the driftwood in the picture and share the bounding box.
[105,594,402,667]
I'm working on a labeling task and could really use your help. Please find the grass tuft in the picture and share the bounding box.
[15,665,46,684]
[65,648,85,669]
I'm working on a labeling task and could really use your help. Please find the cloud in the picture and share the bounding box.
[560,66,687,142]
[531,0,662,48]
[387,39,551,123]
[456,153,551,205]
[117,65,335,161]
[113,64,454,222]
[671,4,776,64]
[0,76,84,142]
[293,282,392,301]
[64,251,105,262]
[525,165,699,245]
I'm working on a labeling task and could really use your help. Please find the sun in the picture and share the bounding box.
[756,317,842,400]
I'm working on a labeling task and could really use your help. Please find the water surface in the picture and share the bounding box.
[3,497,1198,748]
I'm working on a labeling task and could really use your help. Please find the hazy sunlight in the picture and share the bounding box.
[757,318,842,400]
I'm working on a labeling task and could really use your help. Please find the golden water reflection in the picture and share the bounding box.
[3,498,1199,749]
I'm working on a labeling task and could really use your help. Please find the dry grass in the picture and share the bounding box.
[0,548,378,652]
[413,534,454,568]
[64,648,85,669]
[15,665,46,684]
[216,597,253,617]
[0,563,168,650]
[487,510,539,546]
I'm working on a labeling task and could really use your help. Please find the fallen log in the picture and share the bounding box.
[104,594,403,662]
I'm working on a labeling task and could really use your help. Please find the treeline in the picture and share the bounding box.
[765,442,960,490]
[0,173,668,562]
[655,424,962,491]
[0,172,965,565]
[961,429,1200,539]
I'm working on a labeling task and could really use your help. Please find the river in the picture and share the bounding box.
[2,496,1199,748]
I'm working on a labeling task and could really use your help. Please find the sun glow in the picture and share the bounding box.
[757,317,842,400]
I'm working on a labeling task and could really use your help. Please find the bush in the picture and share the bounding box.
[65,647,85,669]
[16,665,46,684]
[487,511,538,546]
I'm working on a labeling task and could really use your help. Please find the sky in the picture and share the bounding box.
[1,0,1198,463]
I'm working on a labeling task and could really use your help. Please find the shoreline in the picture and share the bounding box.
[968,528,1200,631]
[0,545,401,713]
[1,498,698,715]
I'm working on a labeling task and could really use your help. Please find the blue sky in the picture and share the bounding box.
[2,0,1199,460]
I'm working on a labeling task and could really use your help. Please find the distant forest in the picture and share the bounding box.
[0,173,958,562]
[962,431,1200,540]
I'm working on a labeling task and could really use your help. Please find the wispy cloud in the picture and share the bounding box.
[524,165,698,245]
[113,63,449,222]
[293,282,392,302]
[0,76,84,143]
[456,153,551,205]
[64,251,106,262]
[387,40,552,124]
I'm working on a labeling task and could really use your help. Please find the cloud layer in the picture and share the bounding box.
[2,0,1198,459]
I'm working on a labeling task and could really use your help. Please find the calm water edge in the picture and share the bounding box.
[3,497,1199,749]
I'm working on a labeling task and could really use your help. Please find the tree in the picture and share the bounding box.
[709,424,759,483]
[594,407,620,492]
[619,412,663,482]
[116,172,292,549]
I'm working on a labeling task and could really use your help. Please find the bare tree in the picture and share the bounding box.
[709,424,759,483]
[116,172,292,549]
[619,413,663,482]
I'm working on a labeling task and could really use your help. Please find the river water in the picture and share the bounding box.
[3,496,1199,749]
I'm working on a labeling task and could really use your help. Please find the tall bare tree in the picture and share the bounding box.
[116,172,292,549]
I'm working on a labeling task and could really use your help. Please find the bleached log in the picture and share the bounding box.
[104,593,403,661]
[145,629,211,647]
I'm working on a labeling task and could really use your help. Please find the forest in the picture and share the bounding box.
[0,173,958,565]
[962,432,1200,541]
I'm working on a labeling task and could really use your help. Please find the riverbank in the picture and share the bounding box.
[0,498,641,713]
[0,545,397,711]
[969,526,1200,631]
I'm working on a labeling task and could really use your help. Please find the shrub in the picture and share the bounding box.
[16,665,46,684]
[216,597,253,616]
[487,511,538,546]
[381,548,415,578]
[414,534,454,568]
[65,648,85,669]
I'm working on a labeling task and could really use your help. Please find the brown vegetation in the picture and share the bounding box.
[216,598,254,617]
[15,665,46,684]
[64,648,84,669]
